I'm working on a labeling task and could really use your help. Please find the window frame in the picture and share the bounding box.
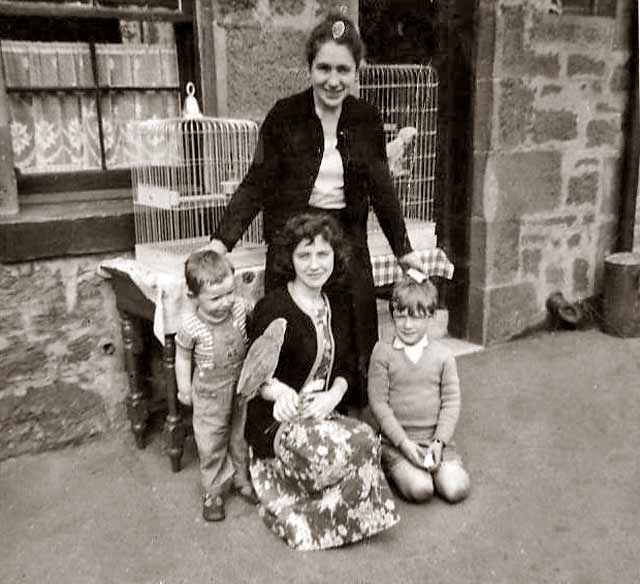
[0,0,198,263]
[0,2,196,198]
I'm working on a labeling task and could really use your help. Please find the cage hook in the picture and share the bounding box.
[182,82,203,119]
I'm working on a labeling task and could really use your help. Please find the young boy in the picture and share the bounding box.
[367,276,470,504]
[175,250,257,522]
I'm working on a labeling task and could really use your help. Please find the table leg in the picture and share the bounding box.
[120,310,148,449]
[162,334,185,472]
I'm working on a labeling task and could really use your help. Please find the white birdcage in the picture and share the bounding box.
[130,83,263,271]
[358,63,438,249]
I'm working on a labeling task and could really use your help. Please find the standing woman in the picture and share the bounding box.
[209,13,423,406]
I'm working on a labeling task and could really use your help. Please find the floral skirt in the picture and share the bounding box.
[249,414,400,551]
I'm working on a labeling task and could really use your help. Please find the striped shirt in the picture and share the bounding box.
[175,298,249,369]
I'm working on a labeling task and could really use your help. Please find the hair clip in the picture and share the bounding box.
[406,268,426,284]
[332,20,346,40]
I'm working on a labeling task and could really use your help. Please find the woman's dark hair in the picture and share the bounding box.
[305,13,364,69]
[271,212,350,285]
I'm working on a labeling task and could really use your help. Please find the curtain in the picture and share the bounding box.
[1,39,180,174]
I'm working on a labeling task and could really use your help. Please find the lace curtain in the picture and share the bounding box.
[1,40,180,174]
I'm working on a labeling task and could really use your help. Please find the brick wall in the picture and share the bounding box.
[470,0,635,345]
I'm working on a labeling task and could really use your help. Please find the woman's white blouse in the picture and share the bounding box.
[308,136,346,209]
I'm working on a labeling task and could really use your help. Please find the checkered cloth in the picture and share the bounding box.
[371,248,454,287]
[99,247,453,343]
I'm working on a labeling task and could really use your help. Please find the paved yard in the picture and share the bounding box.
[1,329,639,584]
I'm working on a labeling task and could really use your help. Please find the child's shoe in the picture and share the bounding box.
[202,493,225,522]
[236,484,258,505]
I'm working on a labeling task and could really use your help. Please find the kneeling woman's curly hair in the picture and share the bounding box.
[271,212,351,286]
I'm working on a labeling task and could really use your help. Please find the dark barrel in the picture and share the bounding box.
[602,252,640,337]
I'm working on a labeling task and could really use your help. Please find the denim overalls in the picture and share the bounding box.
[191,314,250,496]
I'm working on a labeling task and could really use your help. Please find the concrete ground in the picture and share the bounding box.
[1,329,639,584]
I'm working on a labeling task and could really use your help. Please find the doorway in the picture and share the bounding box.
[359,0,475,339]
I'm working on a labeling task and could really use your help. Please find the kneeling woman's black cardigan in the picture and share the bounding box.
[245,288,356,460]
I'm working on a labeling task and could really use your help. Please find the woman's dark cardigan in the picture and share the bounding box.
[213,88,414,404]
[245,288,356,460]
[212,87,412,257]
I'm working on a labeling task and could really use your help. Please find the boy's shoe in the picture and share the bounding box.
[236,484,258,505]
[203,494,225,522]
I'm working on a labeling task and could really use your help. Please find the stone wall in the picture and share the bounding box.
[0,255,131,460]
[470,0,635,345]
[212,0,357,120]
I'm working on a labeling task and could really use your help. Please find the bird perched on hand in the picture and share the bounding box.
[386,126,417,178]
[236,317,287,401]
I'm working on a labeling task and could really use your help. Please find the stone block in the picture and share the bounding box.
[586,119,618,147]
[472,152,490,219]
[485,282,538,344]
[610,62,630,93]
[541,84,562,96]
[613,0,633,50]
[492,151,562,219]
[567,233,581,248]
[539,215,578,227]
[314,0,350,19]
[573,258,590,295]
[568,172,599,205]
[567,54,606,77]
[500,5,526,74]
[522,248,542,277]
[575,158,599,168]
[475,2,496,81]
[217,0,258,20]
[468,217,488,287]
[527,52,561,79]
[532,109,578,143]
[546,263,565,287]
[0,383,108,461]
[271,0,306,16]
[531,13,613,48]
[226,27,308,120]
[499,79,534,148]
[474,79,495,152]
[467,284,487,345]
[596,102,623,114]
[488,220,521,285]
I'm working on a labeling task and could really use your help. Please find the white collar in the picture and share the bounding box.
[393,334,429,363]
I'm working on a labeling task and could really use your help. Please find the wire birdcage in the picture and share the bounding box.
[358,64,438,238]
[130,84,263,271]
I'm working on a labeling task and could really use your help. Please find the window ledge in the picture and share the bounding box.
[0,198,134,262]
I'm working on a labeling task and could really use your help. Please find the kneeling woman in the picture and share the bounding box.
[245,213,399,550]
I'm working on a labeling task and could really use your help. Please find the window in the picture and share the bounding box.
[0,15,182,194]
[562,0,617,17]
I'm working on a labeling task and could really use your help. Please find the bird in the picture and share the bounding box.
[386,126,417,177]
[236,317,287,401]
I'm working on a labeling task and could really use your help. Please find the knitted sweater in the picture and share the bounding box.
[367,339,461,447]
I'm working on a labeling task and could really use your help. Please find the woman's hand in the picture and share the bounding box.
[271,381,301,423]
[300,377,347,421]
[398,251,424,275]
[200,238,228,255]
[301,389,341,421]
[400,438,428,469]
